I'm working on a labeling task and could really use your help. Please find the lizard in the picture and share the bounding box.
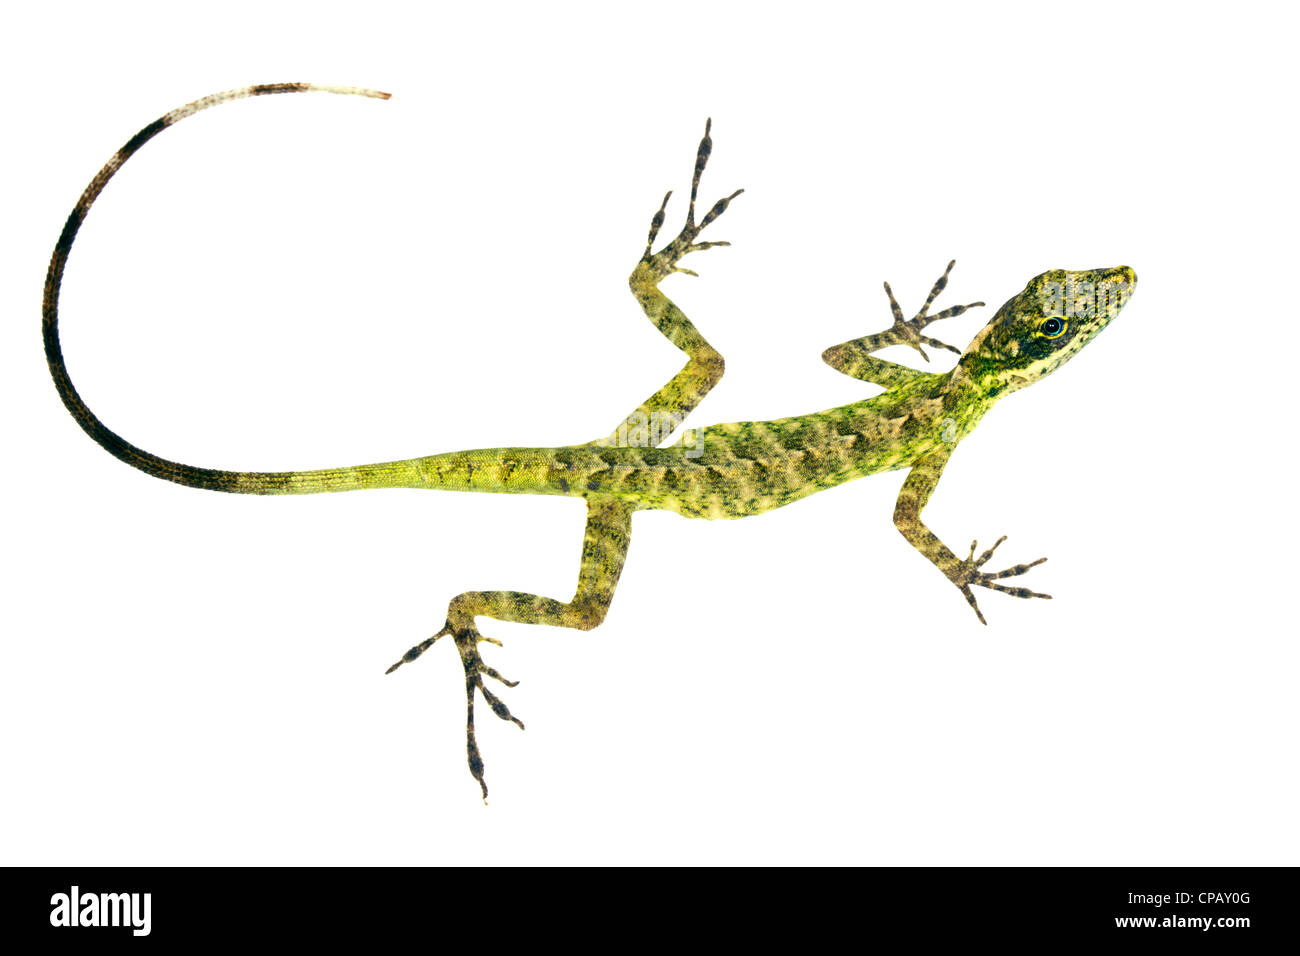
[44,83,1137,798]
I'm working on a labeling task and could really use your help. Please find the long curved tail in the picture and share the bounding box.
[41,82,425,495]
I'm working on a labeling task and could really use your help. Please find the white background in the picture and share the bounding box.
[3,1,1296,865]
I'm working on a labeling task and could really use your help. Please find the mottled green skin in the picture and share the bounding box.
[419,385,960,518]
[45,86,1136,798]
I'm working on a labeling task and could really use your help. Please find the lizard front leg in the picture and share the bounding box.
[386,497,634,799]
[604,119,743,446]
[822,259,984,389]
[893,443,1050,624]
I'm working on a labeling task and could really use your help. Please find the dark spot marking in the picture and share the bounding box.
[249,82,311,96]
[832,415,858,438]
[119,118,169,161]
[796,449,822,483]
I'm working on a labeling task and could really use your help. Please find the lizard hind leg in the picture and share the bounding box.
[608,121,742,448]
[385,498,634,800]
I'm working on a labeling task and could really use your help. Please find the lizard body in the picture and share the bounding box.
[44,85,1136,797]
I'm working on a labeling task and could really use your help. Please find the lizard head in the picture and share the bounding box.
[959,266,1136,396]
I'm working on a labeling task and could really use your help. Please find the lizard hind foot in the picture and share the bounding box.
[385,614,524,801]
[454,625,524,802]
[636,118,743,283]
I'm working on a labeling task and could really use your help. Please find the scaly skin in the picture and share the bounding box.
[44,85,1137,798]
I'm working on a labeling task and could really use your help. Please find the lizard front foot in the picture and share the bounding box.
[880,259,985,362]
[949,535,1050,625]
[631,118,743,287]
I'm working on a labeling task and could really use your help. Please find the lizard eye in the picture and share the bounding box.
[1040,317,1066,339]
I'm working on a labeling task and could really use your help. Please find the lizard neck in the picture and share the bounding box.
[955,326,1031,402]
[937,364,1003,443]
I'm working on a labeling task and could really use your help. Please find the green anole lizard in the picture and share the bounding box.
[44,84,1136,798]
